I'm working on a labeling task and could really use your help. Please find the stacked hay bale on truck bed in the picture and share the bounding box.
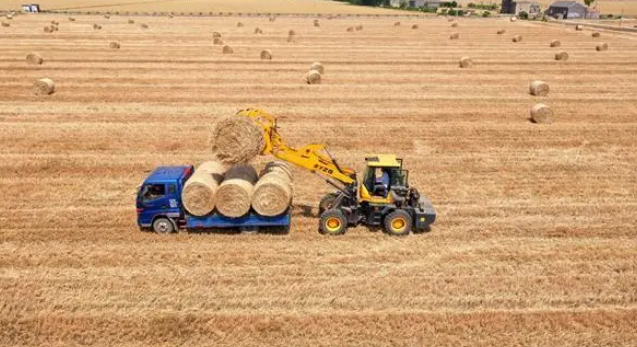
[181,161,227,216]
[252,162,294,216]
[215,165,259,217]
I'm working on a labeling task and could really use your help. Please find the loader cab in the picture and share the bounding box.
[136,165,193,230]
[359,155,409,204]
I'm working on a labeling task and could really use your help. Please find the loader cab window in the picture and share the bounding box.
[364,167,391,198]
[141,184,165,201]
[390,169,408,187]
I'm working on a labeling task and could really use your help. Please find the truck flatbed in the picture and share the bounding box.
[186,210,291,229]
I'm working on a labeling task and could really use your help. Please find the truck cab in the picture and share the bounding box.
[136,165,193,233]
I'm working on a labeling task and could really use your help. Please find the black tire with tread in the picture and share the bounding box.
[319,209,348,235]
[384,209,412,236]
[318,193,339,215]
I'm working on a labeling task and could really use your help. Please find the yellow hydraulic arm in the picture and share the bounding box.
[235,108,356,185]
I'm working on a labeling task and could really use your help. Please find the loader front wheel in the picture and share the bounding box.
[319,209,347,235]
[318,193,339,215]
[384,210,412,236]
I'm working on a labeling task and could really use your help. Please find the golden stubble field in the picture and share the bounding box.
[1,0,411,14]
[1,12,637,347]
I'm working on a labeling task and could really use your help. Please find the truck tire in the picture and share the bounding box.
[152,217,175,234]
[384,209,412,236]
[318,193,339,215]
[319,209,348,235]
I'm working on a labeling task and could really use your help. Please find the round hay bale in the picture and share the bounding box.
[510,16,518,22]
[181,162,227,216]
[314,19,320,27]
[251,162,294,216]
[451,22,458,27]
[309,62,324,74]
[263,161,293,180]
[198,160,228,175]
[260,49,272,60]
[306,70,321,84]
[141,23,148,29]
[497,29,506,34]
[1,21,9,28]
[529,80,549,96]
[254,27,262,34]
[555,51,569,61]
[512,35,522,42]
[213,37,223,45]
[210,116,265,164]
[288,29,296,36]
[222,45,234,54]
[394,21,401,26]
[269,16,276,22]
[346,26,354,32]
[34,78,55,95]
[128,19,135,24]
[530,103,553,124]
[212,31,221,38]
[575,24,583,31]
[216,165,259,217]
[43,26,53,33]
[109,41,121,49]
[447,17,454,22]
[592,31,601,38]
[550,39,561,47]
[237,21,244,27]
[26,53,43,65]
[104,14,110,19]
[596,42,608,51]
[68,17,76,22]
[449,32,459,40]
[459,56,473,68]
[355,24,363,31]
[52,25,59,32]
[412,24,418,29]
[93,23,102,30]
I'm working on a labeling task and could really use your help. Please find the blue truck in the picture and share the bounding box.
[136,165,291,234]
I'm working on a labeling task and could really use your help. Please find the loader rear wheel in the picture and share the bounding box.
[384,210,412,236]
[318,193,338,215]
[153,217,175,234]
[319,209,347,235]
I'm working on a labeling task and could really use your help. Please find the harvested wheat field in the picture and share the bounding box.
[1,12,637,347]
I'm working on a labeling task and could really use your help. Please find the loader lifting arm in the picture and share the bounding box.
[235,108,357,186]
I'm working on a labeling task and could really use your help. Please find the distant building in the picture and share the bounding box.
[501,0,541,18]
[546,1,592,19]
[389,0,440,9]
[22,4,40,12]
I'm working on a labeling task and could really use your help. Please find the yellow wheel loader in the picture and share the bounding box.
[236,108,436,236]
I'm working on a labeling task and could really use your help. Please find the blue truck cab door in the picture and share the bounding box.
[137,183,171,228]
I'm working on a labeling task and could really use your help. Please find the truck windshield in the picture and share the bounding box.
[141,184,165,201]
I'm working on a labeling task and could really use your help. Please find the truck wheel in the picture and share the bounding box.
[318,193,338,215]
[384,210,412,236]
[319,209,348,235]
[152,217,175,234]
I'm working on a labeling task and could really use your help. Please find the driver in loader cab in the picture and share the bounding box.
[374,168,390,197]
